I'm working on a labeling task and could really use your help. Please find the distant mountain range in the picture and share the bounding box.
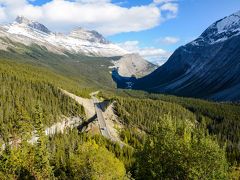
[0,16,127,57]
[3,12,239,102]
[0,16,157,86]
[130,11,240,101]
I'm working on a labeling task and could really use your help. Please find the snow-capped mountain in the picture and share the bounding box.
[69,28,110,44]
[0,16,156,79]
[191,10,240,45]
[131,11,240,101]
[0,16,128,57]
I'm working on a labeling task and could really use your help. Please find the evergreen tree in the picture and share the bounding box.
[33,104,53,179]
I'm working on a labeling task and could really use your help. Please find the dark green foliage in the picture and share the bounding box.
[146,93,240,165]
[113,96,229,179]
[0,60,85,142]
[103,89,240,165]
[120,128,144,148]
[114,97,196,133]
[136,115,228,180]
[33,104,53,179]
[48,131,128,179]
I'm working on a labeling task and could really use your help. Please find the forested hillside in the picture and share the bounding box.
[0,59,86,143]
[0,59,132,179]
[103,89,240,165]
[113,97,229,179]
[98,90,239,178]
[0,58,239,179]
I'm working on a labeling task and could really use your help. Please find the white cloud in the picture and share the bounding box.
[0,0,179,35]
[160,3,178,19]
[158,36,180,45]
[154,0,178,5]
[0,7,6,21]
[118,41,172,65]
[76,0,111,3]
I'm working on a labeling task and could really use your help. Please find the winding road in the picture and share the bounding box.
[91,93,112,140]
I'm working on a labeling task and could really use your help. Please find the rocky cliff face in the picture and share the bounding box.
[111,53,157,88]
[132,11,240,101]
[111,53,157,78]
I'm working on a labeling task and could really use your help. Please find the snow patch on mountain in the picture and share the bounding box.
[15,16,51,34]
[70,28,110,44]
[216,11,240,32]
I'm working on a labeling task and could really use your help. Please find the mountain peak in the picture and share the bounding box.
[190,10,240,46]
[14,16,51,34]
[233,10,240,17]
[15,16,31,24]
[214,10,240,32]
[70,27,110,44]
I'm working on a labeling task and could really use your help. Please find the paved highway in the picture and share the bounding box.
[90,92,125,147]
[91,95,112,139]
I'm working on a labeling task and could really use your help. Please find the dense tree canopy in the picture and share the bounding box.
[0,60,86,142]
[113,97,230,179]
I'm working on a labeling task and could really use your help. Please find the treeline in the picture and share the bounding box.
[0,43,117,90]
[0,59,92,98]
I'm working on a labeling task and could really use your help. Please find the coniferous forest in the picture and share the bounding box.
[0,58,239,179]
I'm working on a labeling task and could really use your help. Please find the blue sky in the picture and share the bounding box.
[109,0,240,52]
[0,0,240,64]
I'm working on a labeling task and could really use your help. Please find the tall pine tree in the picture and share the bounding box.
[33,104,53,179]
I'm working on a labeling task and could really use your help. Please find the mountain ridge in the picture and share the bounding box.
[0,16,128,57]
[190,10,240,46]
[15,16,52,34]
[131,10,240,101]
